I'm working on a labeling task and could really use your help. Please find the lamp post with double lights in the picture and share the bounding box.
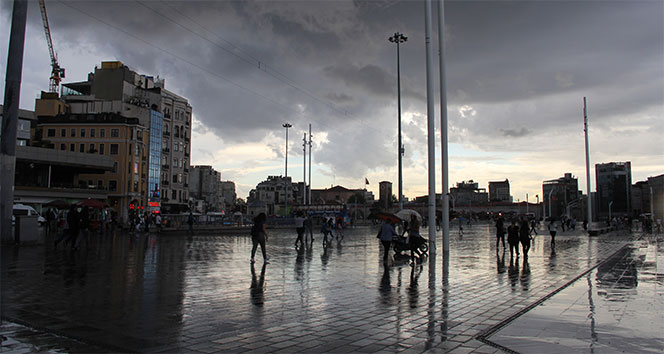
[389,32,407,211]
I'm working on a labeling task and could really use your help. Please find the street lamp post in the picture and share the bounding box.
[389,32,407,211]
[283,123,292,215]
[548,188,555,218]
[608,201,613,222]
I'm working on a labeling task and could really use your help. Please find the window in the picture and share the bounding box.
[173,158,178,168]
[99,143,104,155]
[80,128,86,137]
[109,180,117,191]
[60,143,65,150]
[172,190,176,199]
[174,144,179,152]
[100,128,105,137]
[70,128,76,137]
[79,144,85,153]
[112,162,118,173]
[110,144,119,155]
[70,144,75,152]
[128,144,132,155]
[60,128,66,137]
[97,180,103,189]
[172,174,177,183]
[47,129,56,137]
[89,143,95,153]
[110,129,119,137]
[90,128,95,137]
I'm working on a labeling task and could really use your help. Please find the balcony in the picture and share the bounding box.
[162,148,170,154]
[185,137,190,142]
[184,152,190,157]
[163,131,170,137]
[162,164,170,169]
[162,180,170,186]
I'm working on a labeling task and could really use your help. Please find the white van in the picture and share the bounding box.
[13,204,46,225]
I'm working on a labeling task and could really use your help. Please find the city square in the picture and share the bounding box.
[2,225,661,353]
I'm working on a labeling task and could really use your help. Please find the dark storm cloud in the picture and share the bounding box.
[2,0,662,186]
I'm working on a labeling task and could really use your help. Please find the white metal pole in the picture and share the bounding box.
[437,0,450,253]
[526,193,529,214]
[424,0,437,258]
[303,133,307,205]
[650,186,654,230]
[308,124,312,205]
[584,97,592,223]
[548,188,555,218]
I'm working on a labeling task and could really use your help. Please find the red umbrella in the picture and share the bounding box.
[77,199,108,209]
[374,212,402,224]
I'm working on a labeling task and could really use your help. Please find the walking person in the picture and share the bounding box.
[495,215,506,250]
[529,218,538,235]
[155,213,162,233]
[507,219,520,257]
[519,216,531,258]
[548,219,558,247]
[187,212,194,234]
[378,221,398,266]
[335,216,344,240]
[250,213,269,264]
[304,214,314,242]
[294,211,306,248]
[408,215,424,265]
[321,218,333,245]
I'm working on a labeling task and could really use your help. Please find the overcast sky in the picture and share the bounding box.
[2,0,662,202]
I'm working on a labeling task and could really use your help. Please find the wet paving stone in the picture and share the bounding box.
[1,224,659,353]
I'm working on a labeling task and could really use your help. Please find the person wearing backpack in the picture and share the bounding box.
[250,213,269,264]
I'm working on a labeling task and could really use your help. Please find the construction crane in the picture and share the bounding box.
[39,0,65,94]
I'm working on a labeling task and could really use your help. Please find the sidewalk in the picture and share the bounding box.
[1,224,661,353]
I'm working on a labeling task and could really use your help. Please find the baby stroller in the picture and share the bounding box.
[393,233,429,258]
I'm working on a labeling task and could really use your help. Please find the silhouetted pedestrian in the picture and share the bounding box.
[250,212,269,264]
[548,219,557,247]
[408,215,424,265]
[294,211,305,248]
[378,221,398,266]
[495,215,506,250]
[321,218,333,245]
[507,220,520,257]
[304,214,314,242]
[187,212,194,234]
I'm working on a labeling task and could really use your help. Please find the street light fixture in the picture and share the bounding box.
[389,32,407,211]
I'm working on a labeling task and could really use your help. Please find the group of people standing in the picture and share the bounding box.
[378,214,425,266]
[496,215,559,258]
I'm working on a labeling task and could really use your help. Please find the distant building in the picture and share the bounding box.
[189,165,222,212]
[489,179,511,202]
[0,105,35,146]
[543,173,580,219]
[450,180,488,207]
[250,175,294,215]
[596,162,632,218]
[310,185,373,205]
[632,174,664,222]
[379,181,393,209]
[219,181,236,209]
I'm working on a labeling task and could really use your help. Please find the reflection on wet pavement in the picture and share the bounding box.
[488,236,664,353]
[1,224,658,353]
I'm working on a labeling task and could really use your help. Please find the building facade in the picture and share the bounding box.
[188,165,222,213]
[250,176,294,215]
[450,180,488,207]
[489,179,511,202]
[36,61,193,216]
[596,162,632,218]
[543,173,580,219]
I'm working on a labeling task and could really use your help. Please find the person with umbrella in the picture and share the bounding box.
[408,214,425,265]
[378,220,398,266]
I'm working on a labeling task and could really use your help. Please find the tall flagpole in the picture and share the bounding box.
[424,0,437,259]
[584,97,593,225]
[308,124,312,205]
[437,0,450,253]
[303,133,307,205]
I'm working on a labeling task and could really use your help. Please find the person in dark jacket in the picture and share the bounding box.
[495,215,506,250]
[507,220,520,257]
[250,213,269,264]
